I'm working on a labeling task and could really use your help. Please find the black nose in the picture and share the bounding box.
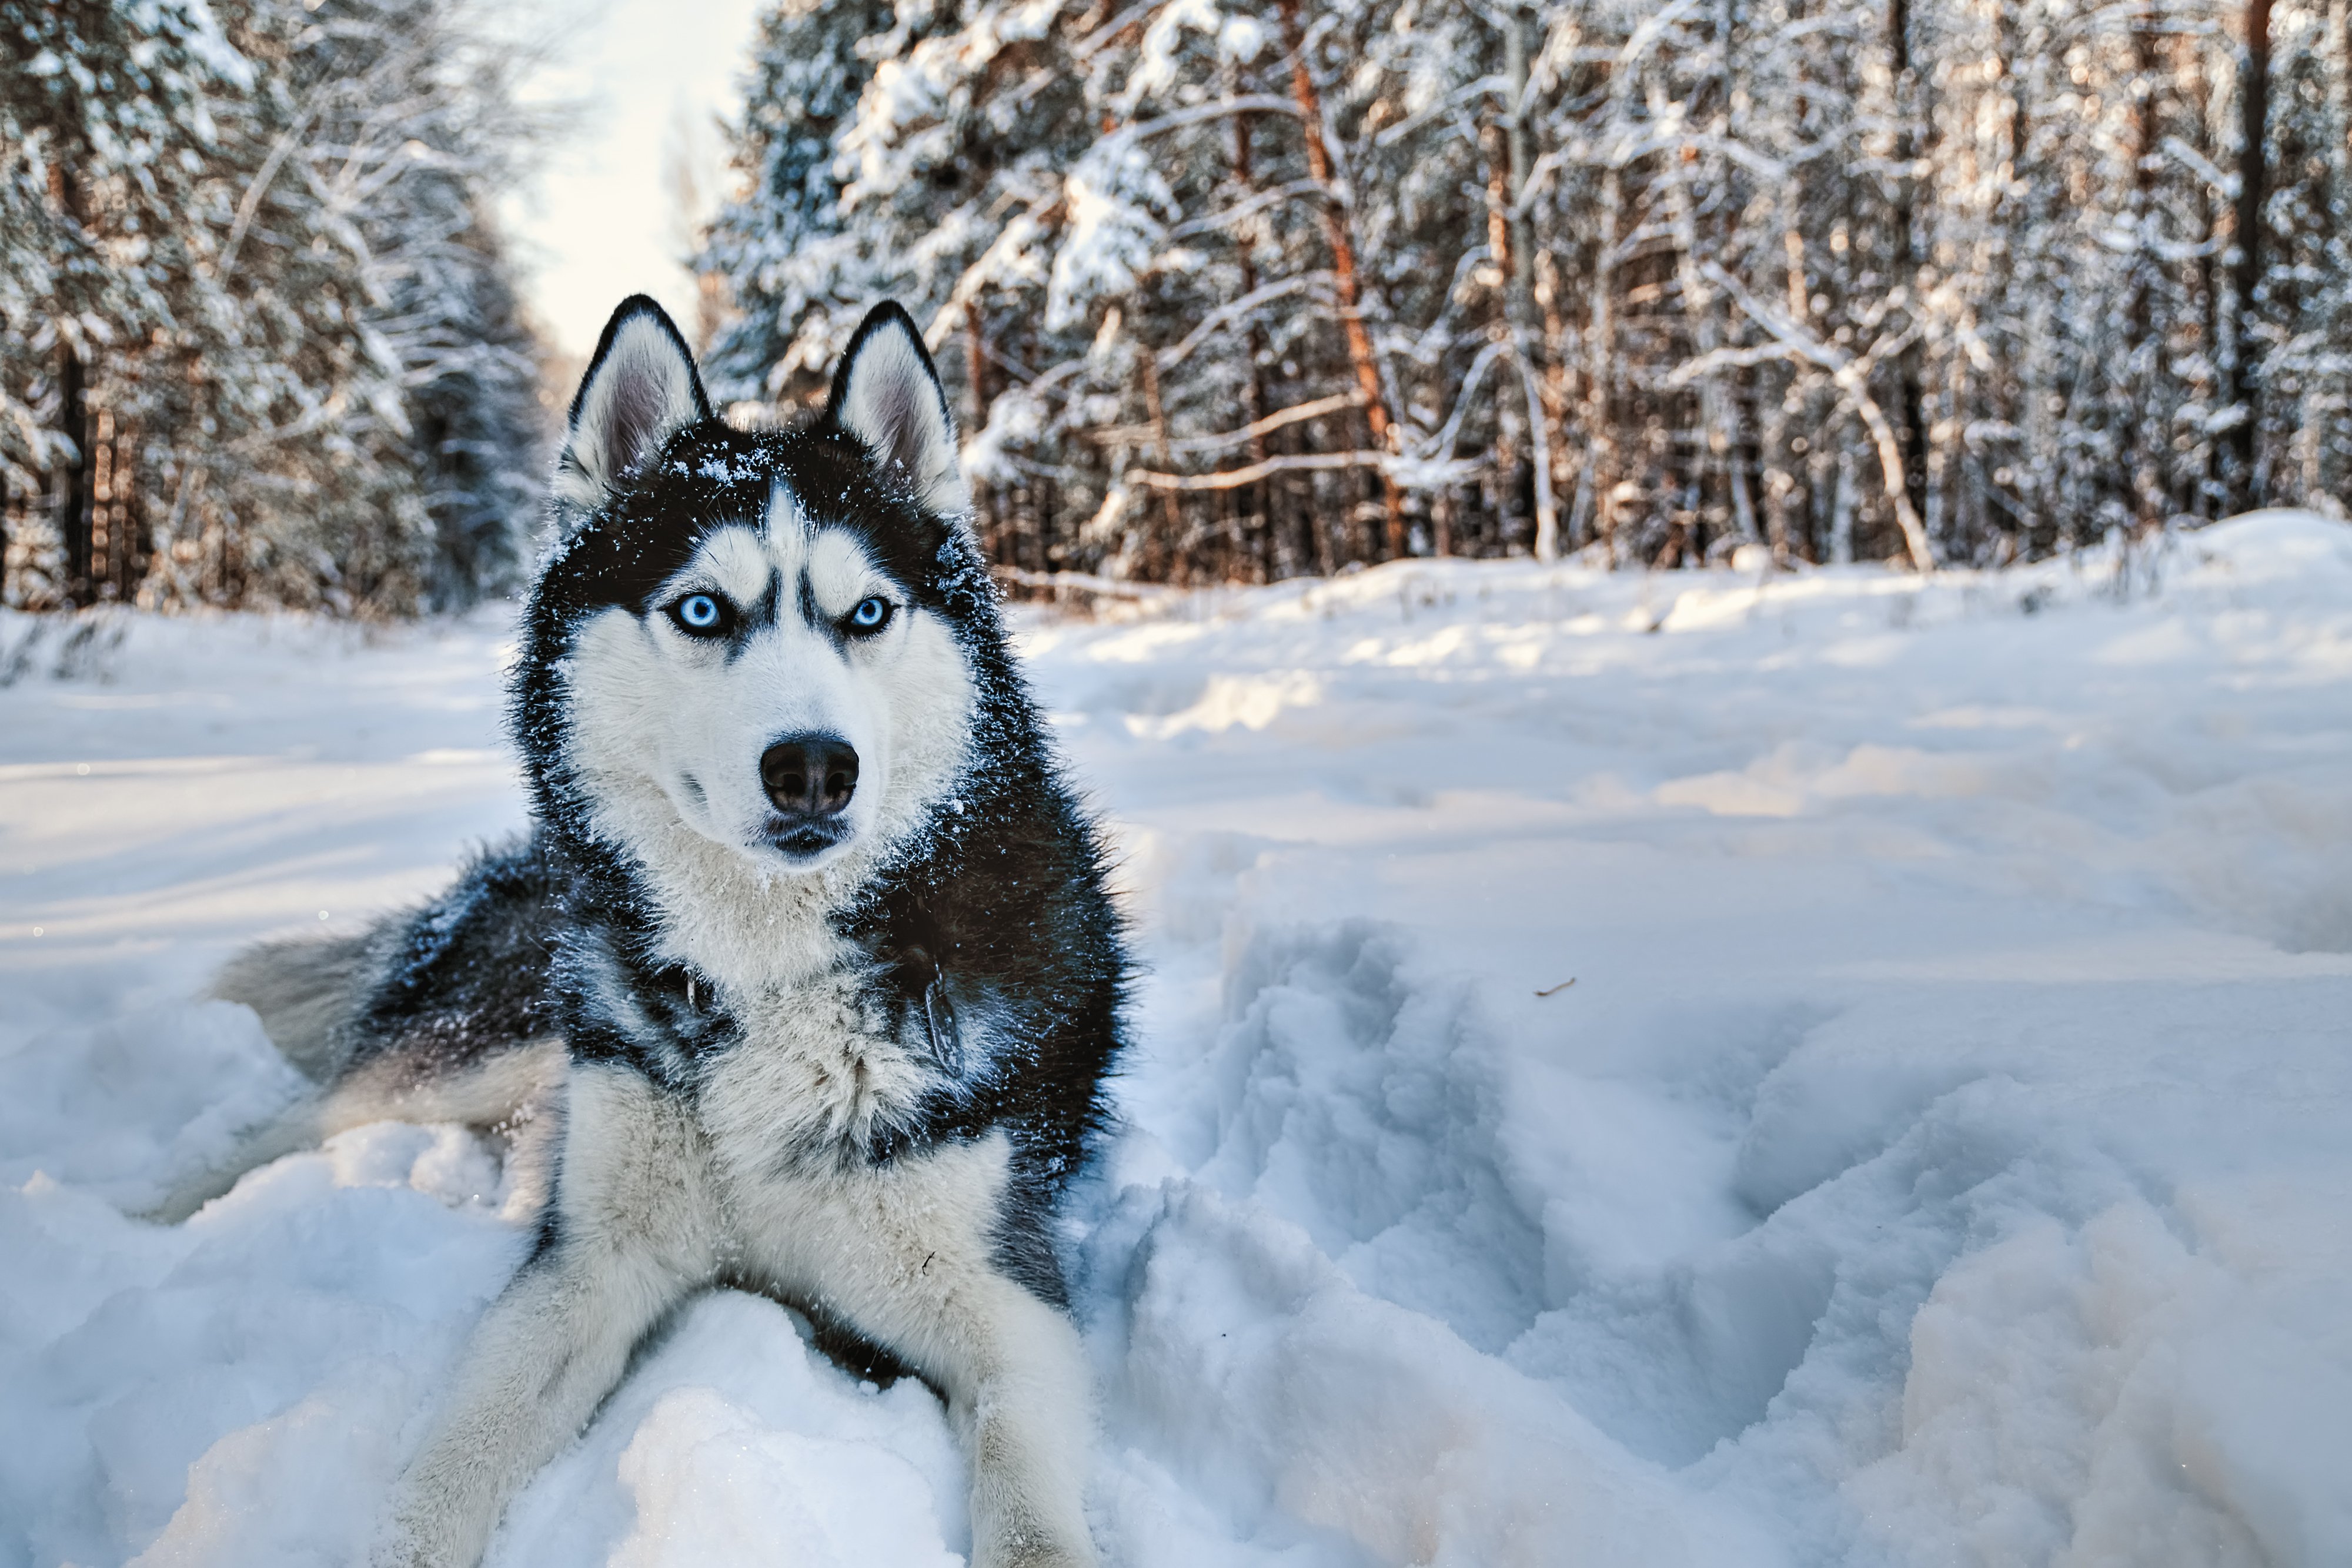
[760,733,858,818]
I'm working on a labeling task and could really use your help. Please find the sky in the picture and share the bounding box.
[503,0,771,361]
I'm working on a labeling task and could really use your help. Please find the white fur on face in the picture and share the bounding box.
[559,489,977,987]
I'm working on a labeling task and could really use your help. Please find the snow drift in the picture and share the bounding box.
[4,513,2350,1567]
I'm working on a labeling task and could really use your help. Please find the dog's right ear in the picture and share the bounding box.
[553,296,712,514]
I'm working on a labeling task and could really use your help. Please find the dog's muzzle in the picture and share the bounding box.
[760,732,858,857]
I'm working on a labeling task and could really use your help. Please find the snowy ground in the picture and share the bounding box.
[4,512,2351,1568]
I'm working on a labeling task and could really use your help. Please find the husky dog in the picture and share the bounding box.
[161,296,1127,1568]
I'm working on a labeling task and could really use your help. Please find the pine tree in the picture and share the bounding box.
[697,0,896,409]
[2,0,550,614]
[1,0,249,607]
[691,0,2352,583]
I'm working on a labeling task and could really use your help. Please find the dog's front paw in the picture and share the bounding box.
[974,1522,1100,1568]
[366,1534,430,1568]
[980,1546,1097,1568]
[369,1493,480,1568]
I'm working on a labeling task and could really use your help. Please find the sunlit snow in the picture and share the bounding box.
[4,512,2350,1566]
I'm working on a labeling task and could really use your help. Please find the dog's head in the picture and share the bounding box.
[519,296,986,884]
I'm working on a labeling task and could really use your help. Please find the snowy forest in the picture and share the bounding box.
[7,0,2352,608]
[701,0,2352,579]
[1,0,548,614]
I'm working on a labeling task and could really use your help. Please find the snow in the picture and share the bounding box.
[1048,139,1174,332]
[4,511,2351,1567]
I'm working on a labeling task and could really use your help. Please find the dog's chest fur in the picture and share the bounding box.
[652,958,1016,1315]
[692,965,933,1162]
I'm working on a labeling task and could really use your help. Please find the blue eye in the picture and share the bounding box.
[847,596,893,634]
[673,593,726,634]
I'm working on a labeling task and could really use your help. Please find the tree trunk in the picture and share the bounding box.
[54,343,92,607]
[1887,0,1927,543]
[2333,0,2351,246]
[1573,167,1622,557]
[1140,350,1184,579]
[965,302,993,550]
[2230,0,2274,509]
[1276,0,1407,560]
[126,432,151,600]
[1831,440,1857,564]
[48,161,94,607]
[1502,6,1559,559]
[2327,0,2351,504]
[2127,5,2161,527]
[1231,101,1279,576]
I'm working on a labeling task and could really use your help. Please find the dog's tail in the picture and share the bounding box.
[211,930,377,1082]
[143,929,385,1225]
[156,838,568,1224]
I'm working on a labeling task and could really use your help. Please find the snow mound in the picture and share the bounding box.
[5,520,2352,1565]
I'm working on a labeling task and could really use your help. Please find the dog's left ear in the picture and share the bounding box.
[826,302,971,517]
[554,295,713,513]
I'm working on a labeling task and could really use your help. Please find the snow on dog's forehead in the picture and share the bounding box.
[761,482,900,603]
[535,422,958,624]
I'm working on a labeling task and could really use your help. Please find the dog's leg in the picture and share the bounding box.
[927,1272,1098,1568]
[378,1064,720,1568]
[767,1136,1098,1568]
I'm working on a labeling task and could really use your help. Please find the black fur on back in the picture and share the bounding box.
[336,837,567,1082]
[351,371,1128,1291]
